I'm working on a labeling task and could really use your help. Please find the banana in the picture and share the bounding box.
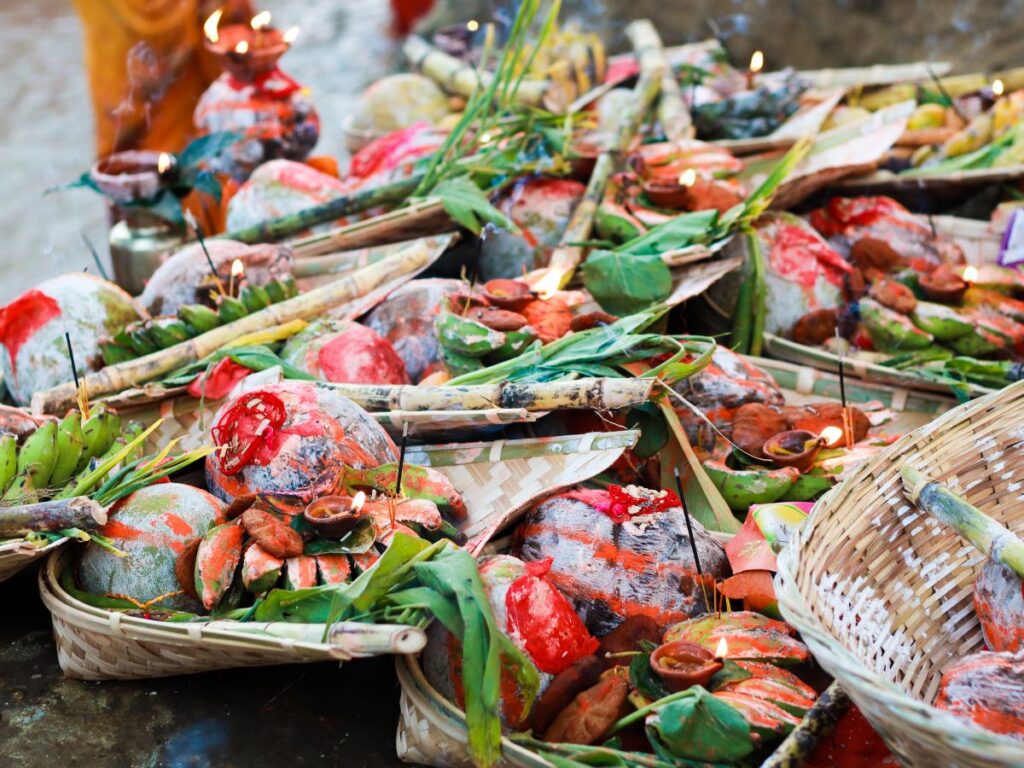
[77,407,112,473]
[60,437,127,498]
[126,323,159,356]
[145,317,192,349]
[14,420,58,491]
[240,284,272,313]
[178,304,221,335]
[100,340,136,366]
[264,279,287,304]
[282,277,299,299]
[50,410,85,489]
[0,434,17,494]
[218,296,250,324]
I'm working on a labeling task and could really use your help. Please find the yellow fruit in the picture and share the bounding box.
[822,106,871,131]
[942,112,993,157]
[907,103,948,130]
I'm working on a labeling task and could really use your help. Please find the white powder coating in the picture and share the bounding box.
[225,159,350,233]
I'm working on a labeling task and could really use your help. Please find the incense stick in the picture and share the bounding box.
[835,328,853,448]
[390,422,411,531]
[673,467,703,575]
[927,64,967,123]
[64,332,80,389]
[81,233,110,280]
[184,210,226,295]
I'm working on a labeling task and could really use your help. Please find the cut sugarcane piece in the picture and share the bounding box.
[0,496,107,536]
[901,464,1024,579]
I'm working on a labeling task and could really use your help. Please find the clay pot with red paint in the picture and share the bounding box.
[762,429,824,473]
[204,24,290,82]
[303,494,370,538]
[482,278,535,311]
[650,640,723,691]
[919,265,968,304]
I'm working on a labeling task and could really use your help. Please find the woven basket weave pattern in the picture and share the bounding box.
[777,381,1024,768]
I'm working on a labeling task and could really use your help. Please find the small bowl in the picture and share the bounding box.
[90,150,166,205]
[205,24,290,82]
[642,180,691,209]
[650,640,723,691]
[482,278,535,311]
[303,494,368,537]
[762,429,824,472]
[919,269,968,304]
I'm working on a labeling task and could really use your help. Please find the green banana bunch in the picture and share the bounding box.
[75,406,118,474]
[0,434,17,495]
[49,410,85,488]
[4,420,58,502]
[99,277,299,366]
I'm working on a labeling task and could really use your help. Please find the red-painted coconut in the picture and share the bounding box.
[225,160,355,234]
[280,317,409,385]
[204,380,397,513]
[513,488,730,636]
[422,555,598,729]
[77,483,226,612]
[0,273,140,406]
[140,239,294,317]
[363,278,464,382]
[935,651,1024,740]
[975,561,1024,653]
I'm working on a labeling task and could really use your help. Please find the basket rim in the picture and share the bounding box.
[39,547,424,659]
[776,380,1024,759]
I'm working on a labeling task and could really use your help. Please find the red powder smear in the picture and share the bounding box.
[505,558,598,675]
[162,513,195,538]
[316,325,409,385]
[348,123,441,179]
[769,223,852,289]
[101,519,145,542]
[805,705,901,768]
[557,486,679,524]
[187,358,252,400]
[0,289,60,380]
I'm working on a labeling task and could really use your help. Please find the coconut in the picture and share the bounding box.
[363,278,465,382]
[280,317,409,385]
[353,73,450,135]
[77,483,226,612]
[0,273,140,406]
[225,160,354,234]
[204,380,397,513]
[139,240,294,317]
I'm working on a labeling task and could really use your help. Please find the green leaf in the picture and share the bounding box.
[628,641,672,700]
[625,403,668,459]
[302,519,376,555]
[177,131,241,169]
[433,176,518,235]
[582,251,673,316]
[617,210,719,256]
[708,659,754,690]
[646,686,753,763]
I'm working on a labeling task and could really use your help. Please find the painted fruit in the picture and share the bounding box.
[225,159,353,234]
[0,273,139,406]
[974,560,1024,653]
[280,317,409,385]
[140,239,294,317]
[423,555,575,729]
[205,380,397,513]
[77,483,226,612]
[353,73,450,135]
[512,489,730,636]
[363,278,465,382]
[935,651,1024,740]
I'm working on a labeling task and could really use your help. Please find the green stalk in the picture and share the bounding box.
[67,420,162,498]
[748,228,767,357]
[901,464,1024,578]
[606,688,696,735]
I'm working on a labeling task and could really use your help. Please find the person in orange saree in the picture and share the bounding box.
[74,0,254,158]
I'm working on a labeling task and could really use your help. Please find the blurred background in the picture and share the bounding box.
[3,0,1023,303]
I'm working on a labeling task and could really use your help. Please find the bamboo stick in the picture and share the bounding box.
[294,233,458,280]
[625,19,693,142]
[320,377,654,413]
[291,200,449,259]
[31,241,438,416]
[539,31,664,289]
[402,35,550,109]
[219,174,424,245]
[901,464,1024,579]
[0,497,106,536]
[760,682,851,768]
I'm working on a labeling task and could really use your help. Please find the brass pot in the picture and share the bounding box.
[109,209,185,296]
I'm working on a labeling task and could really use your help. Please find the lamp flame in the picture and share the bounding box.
[234,40,249,54]
[282,26,300,44]
[993,78,1005,97]
[749,50,764,74]
[351,491,367,513]
[964,265,979,283]
[820,426,844,448]
[532,267,565,300]
[230,259,245,278]
[714,637,729,659]
[466,19,480,32]
[679,168,697,187]
[204,9,222,43]
[250,10,272,30]
[157,153,173,175]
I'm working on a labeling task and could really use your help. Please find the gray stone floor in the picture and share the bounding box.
[0,567,405,768]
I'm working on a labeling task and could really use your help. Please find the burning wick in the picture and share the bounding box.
[204,9,222,44]
[229,259,244,297]
[283,26,300,45]
[250,10,272,30]
[963,265,979,284]
[184,210,226,296]
[156,152,174,178]
[466,19,480,32]
[746,50,764,88]
[993,78,1005,97]
[819,426,844,449]
[714,636,729,660]
[350,490,366,514]
[234,40,250,55]
[532,267,565,300]
[478,132,493,145]
[679,168,697,187]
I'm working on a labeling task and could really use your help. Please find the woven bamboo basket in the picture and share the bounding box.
[40,430,637,681]
[775,380,1024,767]
[0,537,65,584]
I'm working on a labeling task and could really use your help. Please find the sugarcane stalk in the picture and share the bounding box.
[625,19,693,141]
[541,37,664,289]
[291,199,449,259]
[0,496,106,536]
[219,174,424,245]
[294,232,456,280]
[760,682,851,768]
[31,241,438,416]
[901,464,1024,579]
[402,35,550,109]
[320,377,654,413]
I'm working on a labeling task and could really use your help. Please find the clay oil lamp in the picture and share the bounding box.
[919,264,969,304]
[650,639,724,691]
[89,150,177,206]
[303,491,368,537]
[762,429,824,472]
[202,9,298,83]
[482,278,535,311]
[643,167,697,209]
